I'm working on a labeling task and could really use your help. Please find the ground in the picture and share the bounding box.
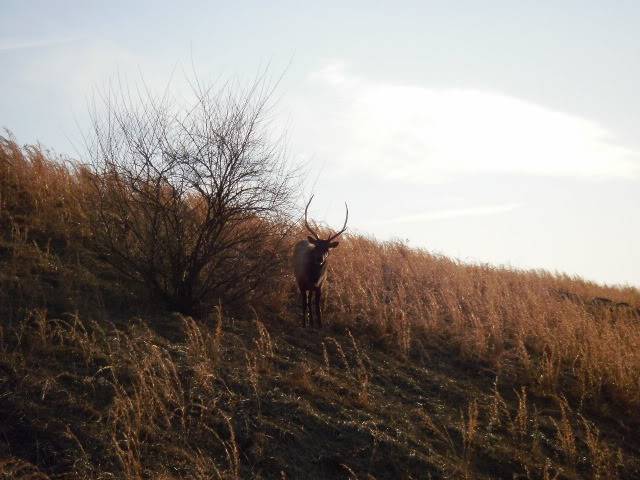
[1,311,638,479]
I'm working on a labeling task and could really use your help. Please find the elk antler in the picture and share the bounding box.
[327,202,349,242]
[304,195,320,240]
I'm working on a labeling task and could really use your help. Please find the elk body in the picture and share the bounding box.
[293,196,348,328]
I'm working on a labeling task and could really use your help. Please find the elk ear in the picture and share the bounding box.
[328,241,339,248]
[307,236,318,245]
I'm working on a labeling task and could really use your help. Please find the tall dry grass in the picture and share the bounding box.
[2,133,640,478]
[0,134,98,321]
[0,134,174,320]
[315,234,640,411]
[3,131,639,414]
[0,133,92,247]
[0,307,245,479]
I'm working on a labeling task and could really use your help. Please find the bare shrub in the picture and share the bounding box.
[85,75,296,315]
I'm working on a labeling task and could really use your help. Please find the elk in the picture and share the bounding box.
[293,195,348,328]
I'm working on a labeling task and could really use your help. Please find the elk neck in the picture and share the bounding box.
[307,245,329,285]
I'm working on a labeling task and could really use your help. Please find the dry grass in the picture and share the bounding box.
[2,306,639,478]
[1,134,640,478]
[0,134,133,323]
[317,234,640,413]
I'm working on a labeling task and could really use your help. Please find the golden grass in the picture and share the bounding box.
[4,133,638,415]
[2,133,640,478]
[0,133,89,245]
[2,304,638,477]
[314,234,640,412]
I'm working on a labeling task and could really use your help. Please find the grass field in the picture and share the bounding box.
[1,135,639,478]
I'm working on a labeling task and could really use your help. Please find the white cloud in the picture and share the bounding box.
[378,203,522,224]
[296,62,640,182]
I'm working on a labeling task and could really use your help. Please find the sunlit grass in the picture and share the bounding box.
[1,134,639,478]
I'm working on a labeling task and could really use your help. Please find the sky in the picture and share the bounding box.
[1,1,639,287]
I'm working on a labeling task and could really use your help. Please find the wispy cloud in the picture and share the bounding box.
[0,37,79,52]
[379,203,523,224]
[294,62,640,182]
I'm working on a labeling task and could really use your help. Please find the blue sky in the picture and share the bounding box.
[1,1,639,286]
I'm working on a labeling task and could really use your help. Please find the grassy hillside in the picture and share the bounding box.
[1,135,639,479]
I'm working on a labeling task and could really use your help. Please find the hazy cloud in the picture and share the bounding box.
[298,62,640,182]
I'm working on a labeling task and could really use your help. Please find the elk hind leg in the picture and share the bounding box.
[300,288,309,327]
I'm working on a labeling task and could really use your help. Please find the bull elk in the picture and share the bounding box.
[293,195,348,328]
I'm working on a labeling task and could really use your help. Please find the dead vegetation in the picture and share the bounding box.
[1,134,640,478]
[84,77,296,315]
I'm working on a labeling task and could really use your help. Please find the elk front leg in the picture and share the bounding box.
[314,286,322,328]
[300,288,308,327]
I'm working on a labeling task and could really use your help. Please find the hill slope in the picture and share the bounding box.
[1,135,640,479]
[1,310,639,479]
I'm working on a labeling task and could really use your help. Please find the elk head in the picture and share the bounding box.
[304,195,349,264]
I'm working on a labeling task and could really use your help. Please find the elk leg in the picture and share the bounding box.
[308,289,315,327]
[314,287,322,328]
[300,288,308,327]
